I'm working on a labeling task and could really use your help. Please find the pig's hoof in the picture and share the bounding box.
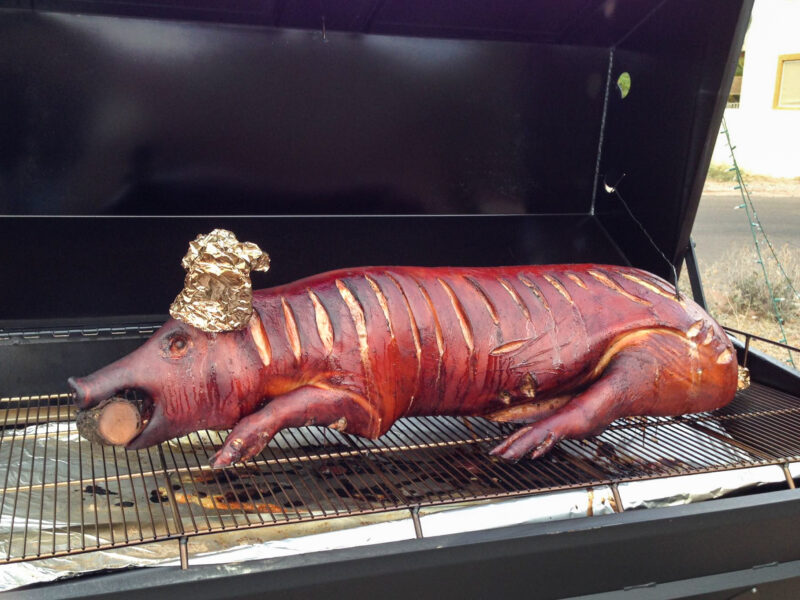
[490,426,558,461]
[209,438,244,468]
[209,446,239,469]
[209,434,267,468]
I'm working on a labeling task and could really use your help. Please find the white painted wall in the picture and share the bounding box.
[711,0,800,177]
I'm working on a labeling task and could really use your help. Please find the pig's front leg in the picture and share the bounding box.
[209,385,379,468]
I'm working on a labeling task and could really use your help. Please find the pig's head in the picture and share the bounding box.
[69,317,267,449]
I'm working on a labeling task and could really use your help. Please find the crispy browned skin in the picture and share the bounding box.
[70,265,738,465]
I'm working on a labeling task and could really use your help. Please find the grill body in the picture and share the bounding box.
[3,0,800,597]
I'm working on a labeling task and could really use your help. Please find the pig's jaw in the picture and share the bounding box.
[124,402,171,450]
[123,390,241,450]
[122,387,201,450]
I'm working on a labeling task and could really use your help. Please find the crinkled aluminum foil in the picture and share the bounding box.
[169,229,270,332]
[617,465,787,510]
[418,487,617,537]
[738,365,751,390]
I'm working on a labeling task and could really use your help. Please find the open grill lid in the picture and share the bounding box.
[0,0,751,324]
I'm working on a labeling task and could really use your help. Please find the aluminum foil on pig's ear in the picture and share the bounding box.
[169,229,270,332]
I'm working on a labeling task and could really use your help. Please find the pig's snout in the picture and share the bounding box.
[68,376,92,409]
[69,374,122,410]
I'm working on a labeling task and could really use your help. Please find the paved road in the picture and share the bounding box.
[692,193,800,266]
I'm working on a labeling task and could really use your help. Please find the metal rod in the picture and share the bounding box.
[158,445,187,540]
[610,484,624,513]
[744,335,752,368]
[161,472,185,539]
[147,445,174,539]
[179,536,189,570]
[411,506,423,538]
[52,398,62,555]
[782,464,796,490]
[161,441,204,533]
[684,237,708,310]
[722,326,799,352]
[0,406,73,427]
[7,397,37,559]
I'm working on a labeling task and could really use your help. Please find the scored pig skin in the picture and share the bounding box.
[69,264,738,466]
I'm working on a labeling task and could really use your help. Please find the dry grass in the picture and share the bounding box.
[705,162,741,182]
[705,162,800,184]
[686,243,800,367]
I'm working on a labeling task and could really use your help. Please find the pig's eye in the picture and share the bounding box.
[165,334,190,358]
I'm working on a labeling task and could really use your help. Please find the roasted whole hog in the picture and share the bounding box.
[69,230,741,467]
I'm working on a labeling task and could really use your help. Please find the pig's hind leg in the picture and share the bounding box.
[490,327,736,461]
[489,373,622,461]
[490,350,651,461]
[210,385,379,468]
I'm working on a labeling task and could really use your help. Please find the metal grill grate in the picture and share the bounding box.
[1,379,799,566]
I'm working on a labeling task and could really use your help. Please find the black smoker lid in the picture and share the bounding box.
[0,0,753,322]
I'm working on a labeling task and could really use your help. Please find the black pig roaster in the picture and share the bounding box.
[1,0,799,597]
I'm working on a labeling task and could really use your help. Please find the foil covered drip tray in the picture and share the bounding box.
[1,382,799,591]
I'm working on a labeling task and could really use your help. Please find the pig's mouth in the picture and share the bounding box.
[75,388,154,448]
